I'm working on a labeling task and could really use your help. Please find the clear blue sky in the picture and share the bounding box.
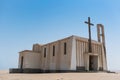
[0,0,120,70]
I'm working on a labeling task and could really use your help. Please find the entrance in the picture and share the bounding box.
[89,55,98,71]
[20,56,24,69]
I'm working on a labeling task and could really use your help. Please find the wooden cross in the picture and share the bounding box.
[84,17,94,53]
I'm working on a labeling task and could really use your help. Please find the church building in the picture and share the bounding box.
[10,24,107,73]
[11,24,107,72]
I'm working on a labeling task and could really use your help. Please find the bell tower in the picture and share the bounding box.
[97,24,107,70]
[97,24,105,46]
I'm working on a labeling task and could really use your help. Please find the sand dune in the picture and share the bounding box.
[0,70,120,80]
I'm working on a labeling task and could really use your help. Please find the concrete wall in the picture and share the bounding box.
[75,36,106,71]
[19,51,41,69]
[70,36,76,70]
[40,37,73,70]
[32,44,41,53]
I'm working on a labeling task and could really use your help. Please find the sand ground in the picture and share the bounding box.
[0,70,120,80]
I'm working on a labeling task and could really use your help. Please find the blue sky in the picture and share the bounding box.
[0,0,120,70]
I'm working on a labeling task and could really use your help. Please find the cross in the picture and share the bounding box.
[84,17,94,53]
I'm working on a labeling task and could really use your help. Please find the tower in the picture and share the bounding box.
[97,24,107,70]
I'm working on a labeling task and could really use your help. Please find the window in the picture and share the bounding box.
[53,45,55,56]
[44,48,46,58]
[64,42,67,55]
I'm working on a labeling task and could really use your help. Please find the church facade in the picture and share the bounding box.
[10,24,107,73]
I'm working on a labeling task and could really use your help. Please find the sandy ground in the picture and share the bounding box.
[0,70,120,80]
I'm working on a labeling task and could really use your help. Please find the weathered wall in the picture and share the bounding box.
[70,36,77,70]
[40,37,73,70]
[19,51,41,69]
[75,36,106,71]
[32,44,41,53]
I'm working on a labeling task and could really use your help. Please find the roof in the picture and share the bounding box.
[19,50,36,53]
[42,35,101,46]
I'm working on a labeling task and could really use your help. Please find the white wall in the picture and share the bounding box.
[41,36,73,70]
[19,51,41,69]
[70,36,76,70]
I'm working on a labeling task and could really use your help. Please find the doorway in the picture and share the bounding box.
[89,55,98,71]
[20,56,24,69]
